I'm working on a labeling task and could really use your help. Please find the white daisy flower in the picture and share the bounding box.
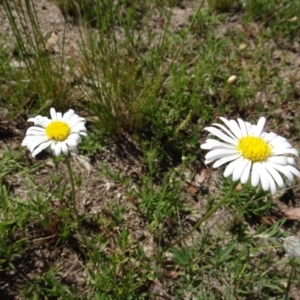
[282,236,300,258]
[22,108,87,157]
[200,117,300,195]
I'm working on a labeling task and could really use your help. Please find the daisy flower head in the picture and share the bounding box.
[200,117,300,195]
[22,108,87,157]
[283,236,300,258]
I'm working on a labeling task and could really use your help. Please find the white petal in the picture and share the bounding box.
[260,132,267,138]
[71,123,87,134]
[219,117,241,139]
[80,131,88,137]
[68,116,86,128]
[40,118,51,128]
[26,127,46,135]
[22,137,46,145]
[268,156,288,165]
[28,142,45,153]
[66,134,81,145]
[251,163,260,187]
[263,132,278,142]
[271,142,295,150]
[204,127,237,145]
[272,142,298,156]
[265,170,276,195]
[54,143,62,156]
[232,158,249,181]
[237,119,247,136]
[27,137,50,152]
[262,162,284,187]
[287,157,296,166]
[205,149,240,164]
[201,142,213,150]
[254,117,266,136]
[28,115,44,123]
[267,135,287,145]
[267,162,294,182]
[68,144,78,154]
[32,140,52,157]
[57,112,63,120]
[201,139,237,150]
[286,165,300,179]
[61,142,68,155]
[29,116,50,127]
[24,134,48,141]
[240,160,251,184]
[50,108,57,121]
[257,163,270,191]
[214,122,238,140]
[212,154,241,168]
[272,148,299,156]
[28,116,41,123]
[245,122,253,135]
[229,119,243,139]
[63,109,75,122]
[224,157,244,178]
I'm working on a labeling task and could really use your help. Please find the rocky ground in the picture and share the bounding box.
[1,0,300,299]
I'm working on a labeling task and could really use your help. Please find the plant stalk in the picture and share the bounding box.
[65,155,81,232]
[170,181,239,247]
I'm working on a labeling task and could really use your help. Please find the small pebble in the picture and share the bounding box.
[239,43,247,51]
[227,75,238,85]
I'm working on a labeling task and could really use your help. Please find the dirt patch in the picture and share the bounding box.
[2,0,300,299]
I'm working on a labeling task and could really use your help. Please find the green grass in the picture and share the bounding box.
[1,0,300,298]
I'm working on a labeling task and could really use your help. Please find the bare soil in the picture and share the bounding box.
[1,0,300,299]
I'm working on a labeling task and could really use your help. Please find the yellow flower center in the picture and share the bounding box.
[45,121,70,141]
[238,136,271,162]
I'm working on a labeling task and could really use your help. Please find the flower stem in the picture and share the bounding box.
[169,180,239,247]
[284,259,296,299]
[64,155,81,231]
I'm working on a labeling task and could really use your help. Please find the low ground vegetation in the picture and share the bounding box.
[1,0,300,299]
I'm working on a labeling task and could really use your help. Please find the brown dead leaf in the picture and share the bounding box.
[194,170,207,186]
[282,207,300,220]
[187,168,211,196]
[260,215,277,226]
[166,269,180,279]
[126,196,137,204]
[187,183,200,196]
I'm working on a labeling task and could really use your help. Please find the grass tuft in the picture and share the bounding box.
[1,0,300,298]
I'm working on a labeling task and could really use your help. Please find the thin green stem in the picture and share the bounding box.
[137,0,205,101]
[169,181,239,247]
[284,259,295,300]
[154,0,205,96]
[64,155,81,231]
